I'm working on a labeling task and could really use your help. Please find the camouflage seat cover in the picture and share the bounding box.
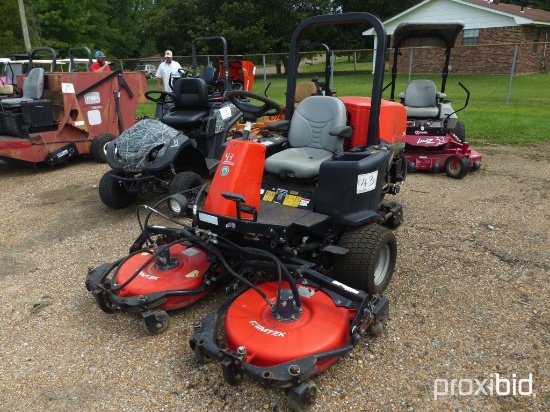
[112,102,239,172]
[113,118,180,172]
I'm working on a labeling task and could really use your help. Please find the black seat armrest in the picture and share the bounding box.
[208,101,223,114]
[199,115,217,138]
[329,125,353,138]
[266,119,290,132]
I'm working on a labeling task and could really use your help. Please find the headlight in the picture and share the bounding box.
[169,194,189,216]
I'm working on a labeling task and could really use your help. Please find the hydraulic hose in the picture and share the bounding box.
[217,235,303,309]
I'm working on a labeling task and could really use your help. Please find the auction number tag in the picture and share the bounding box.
[356,171,378,194]
[62,83,75,93]
[219,105,232,119]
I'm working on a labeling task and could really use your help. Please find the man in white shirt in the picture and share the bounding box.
[156,50,182,91]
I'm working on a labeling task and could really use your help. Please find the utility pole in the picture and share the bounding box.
[18,0,32,52]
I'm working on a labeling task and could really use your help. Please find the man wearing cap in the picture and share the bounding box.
[156,50,182,91]
[90,51,111,72]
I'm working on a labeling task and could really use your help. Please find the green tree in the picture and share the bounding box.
[28,0,91,55]
[0,0,27,55]
[85,0,155,58]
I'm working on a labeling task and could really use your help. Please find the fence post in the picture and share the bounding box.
[354,52,357,71]
[262,54,267,92]
[408,48,413,83]
[331,52,335,90]
[506,45,518,104]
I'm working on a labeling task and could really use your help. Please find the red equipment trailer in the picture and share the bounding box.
[0,47,147,167]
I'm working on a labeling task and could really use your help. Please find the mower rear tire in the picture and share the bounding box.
[333,224,397,295]
[169,171,204,196]
[453,121,466,143]
[444,155,470,179]
[288,381,318,412]
[91,134,117,163]
[99,171,137,209]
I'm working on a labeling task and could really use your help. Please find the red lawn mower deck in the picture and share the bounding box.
[190,261,389,411]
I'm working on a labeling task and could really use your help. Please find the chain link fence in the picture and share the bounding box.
[120,42,549,106]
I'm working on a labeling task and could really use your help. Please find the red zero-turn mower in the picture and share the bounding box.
[184,12,404,411]
[387,22,483,179]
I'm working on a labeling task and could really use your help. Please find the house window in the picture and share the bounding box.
[463,29,480,45]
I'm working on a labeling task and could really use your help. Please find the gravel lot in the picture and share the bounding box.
[0,142,549,412]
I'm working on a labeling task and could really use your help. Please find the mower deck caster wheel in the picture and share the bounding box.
[444,155,470,179]
[141,309,170,335]
[287,380,318,412]
[369,320,385,336]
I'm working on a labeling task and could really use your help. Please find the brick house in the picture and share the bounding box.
[364,0,550,74]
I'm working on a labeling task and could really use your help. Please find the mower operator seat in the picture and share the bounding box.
[1,68,45,111]
[161,77,210,130]
[264,95,348,179]
[400,79,440,118]
[198,66,218,85]
[198,66,221,95]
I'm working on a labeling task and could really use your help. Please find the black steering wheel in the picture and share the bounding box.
[144,90,175,104]
[178,68,193,77]
[227,90,281,122]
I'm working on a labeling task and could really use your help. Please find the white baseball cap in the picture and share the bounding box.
[165,50,173,58]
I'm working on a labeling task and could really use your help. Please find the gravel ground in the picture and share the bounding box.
[0,142,549,412]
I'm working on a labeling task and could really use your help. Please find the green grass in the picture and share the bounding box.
[138,67,550,145]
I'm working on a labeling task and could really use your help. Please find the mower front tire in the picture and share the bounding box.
[99,171,137,209]
[444,155,470,179]
[91,134,117,163]
[169,171,204,195]
[333,224,397,295]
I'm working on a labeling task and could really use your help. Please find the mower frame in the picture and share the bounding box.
[189,13,406,293]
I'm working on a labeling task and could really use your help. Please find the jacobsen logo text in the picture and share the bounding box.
[434,373,534,400]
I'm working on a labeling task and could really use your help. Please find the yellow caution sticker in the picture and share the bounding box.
[185,270,200,278]
[263,190,276,202]
[283,194,302,207]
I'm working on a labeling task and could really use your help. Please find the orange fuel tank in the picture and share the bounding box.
[339,96,406,149]
[203,139,266,218]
